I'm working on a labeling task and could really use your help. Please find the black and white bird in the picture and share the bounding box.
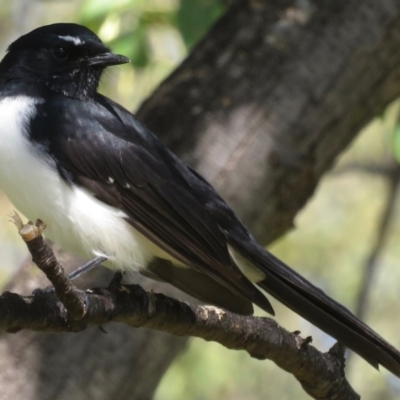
[0,23,399,376]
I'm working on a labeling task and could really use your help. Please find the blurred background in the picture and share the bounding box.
[0,0,400,399]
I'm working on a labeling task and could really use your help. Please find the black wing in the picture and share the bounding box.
[31,93,273,315]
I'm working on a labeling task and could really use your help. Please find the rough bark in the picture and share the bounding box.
[1,0,400,399]
[0,225,359,399]
[140,0,400,242]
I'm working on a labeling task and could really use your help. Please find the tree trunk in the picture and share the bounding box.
[2,0,400,398]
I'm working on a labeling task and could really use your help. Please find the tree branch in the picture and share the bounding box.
[1,287,359,400]
[139,0,400,244]
[11,214,87,321]
[0,287,360,400]
[0,220,360,400]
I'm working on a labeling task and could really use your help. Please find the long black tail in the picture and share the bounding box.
[232,239,400,377]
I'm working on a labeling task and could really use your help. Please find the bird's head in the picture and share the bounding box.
[0,23,130,99]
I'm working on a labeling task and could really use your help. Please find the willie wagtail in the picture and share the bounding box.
[0,23,399,377]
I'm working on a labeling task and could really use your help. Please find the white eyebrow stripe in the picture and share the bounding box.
[57,35,82,45]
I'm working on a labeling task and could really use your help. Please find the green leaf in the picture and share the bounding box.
[80,0,131,21]
[111,29,149,68]
[177,0,225,48]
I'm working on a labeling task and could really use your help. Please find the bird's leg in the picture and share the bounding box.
[68,256,108,281]
[35,256,108,295]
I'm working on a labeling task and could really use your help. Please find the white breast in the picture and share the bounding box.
[0,95,173,271]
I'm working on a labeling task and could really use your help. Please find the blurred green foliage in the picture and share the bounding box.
[80,0,174,67]
[177,0,225,48]
[77,0,225,110]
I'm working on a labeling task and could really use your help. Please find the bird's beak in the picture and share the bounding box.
[87,52,130,67]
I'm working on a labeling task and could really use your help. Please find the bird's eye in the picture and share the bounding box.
[52,46,69,60]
